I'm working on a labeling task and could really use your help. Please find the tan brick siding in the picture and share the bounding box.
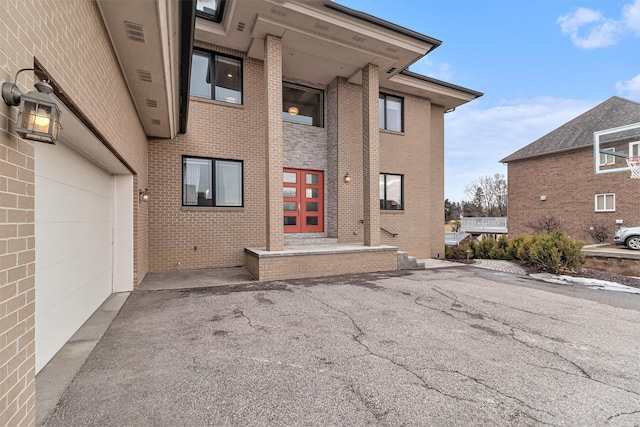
[507,147,640,242]
[0,1,148,424]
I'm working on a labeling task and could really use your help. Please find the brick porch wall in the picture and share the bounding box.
[0,1,148,425]
[508,147,640,243]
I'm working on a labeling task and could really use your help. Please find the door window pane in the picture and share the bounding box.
[306,217,319,226]
[284,202,297,211]
[306,202,318,212]
[284,217,297,226]
[306,188,318,198]
[306,174,318,184]
[283,187,296,198]
[283,172,297,183]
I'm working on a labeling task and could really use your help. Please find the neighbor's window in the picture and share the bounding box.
[183,156,243,207]
[196,0,226,22]
[191,49,242,104]
[380,173,403,210]
[595,193,615,212]
[379,93,403,132]
[599,148,616,166]
[630,141,640,157]
[282,83,323,127]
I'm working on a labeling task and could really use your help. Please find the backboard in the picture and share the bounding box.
[594,122,640,175]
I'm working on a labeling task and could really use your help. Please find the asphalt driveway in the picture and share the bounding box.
[45,266,640,426]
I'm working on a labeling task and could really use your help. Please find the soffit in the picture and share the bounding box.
[97,0,180,138]
[385,73,481,110]
[195,0,435,86]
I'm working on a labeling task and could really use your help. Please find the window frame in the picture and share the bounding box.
[195,0,226,23]
[599,148,616,166]
[379,92,404,132]
[182,155,244,208]
[379,172,404,211]
[282,82,324,128]
[630,141,640,158]
[594,193,615,212]
[191,48,243,105]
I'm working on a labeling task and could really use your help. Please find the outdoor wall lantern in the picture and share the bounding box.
[2,68,61,144]
[344,172,351,183]
[139,188,150,202]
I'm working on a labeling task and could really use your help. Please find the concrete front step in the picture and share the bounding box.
[397,251,426,270]
[284,237,339,246]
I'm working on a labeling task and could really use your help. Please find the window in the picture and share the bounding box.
[380,173,403,210]
[595,193,615,212]
[196,0,226,22]
[599,148,616,166]
[379,93,403,132]
[630,142,640,157]
[182,156,243,207]
[190,49,242,104]
[282,83,323,127]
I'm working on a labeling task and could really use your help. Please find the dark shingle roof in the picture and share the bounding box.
[500,96,640,163]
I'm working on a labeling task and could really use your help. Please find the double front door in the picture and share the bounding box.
[283,168,323,233]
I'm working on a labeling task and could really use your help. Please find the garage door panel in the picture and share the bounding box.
[35,268,112,371]
[36,242,112,319]
[36,177,112,223]
[36,221,112,270]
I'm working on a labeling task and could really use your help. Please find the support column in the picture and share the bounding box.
[265,35,284,251]
[362,64,380,246]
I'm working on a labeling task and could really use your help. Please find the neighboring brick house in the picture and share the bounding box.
[0,1,480,423]
[501,97,640,243]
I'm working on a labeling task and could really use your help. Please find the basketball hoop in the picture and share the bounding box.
[626,156,640,179]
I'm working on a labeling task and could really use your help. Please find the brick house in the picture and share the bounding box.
[0,1,480,423]
[501,96,640,242]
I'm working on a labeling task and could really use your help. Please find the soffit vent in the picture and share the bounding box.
[124,21,145,43]
[386,67,396,74]
[314,23,329,32]
[146,99,158,108]
[237,22,245,32]
[137,69,153,83]
[151,119,161,125]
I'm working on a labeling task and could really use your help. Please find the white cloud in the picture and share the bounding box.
[409,56,453,81]
[444,97,600,202]
[556,7,621,48]
[615,73,640,100]
[557,0,640,48]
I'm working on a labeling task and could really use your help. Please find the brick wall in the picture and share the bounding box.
[0,1,148,425]
[508,147,640,242]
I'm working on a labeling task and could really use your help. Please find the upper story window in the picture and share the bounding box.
[191,49,242,104]
[595,193,615,212]
[196,0,226,23]
[599,148,616,166]
[379,93,403,132]
[282,83,324,127]
[380,173,403,210]
[183,156,243,207]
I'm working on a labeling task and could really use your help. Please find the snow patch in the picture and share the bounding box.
[531,273,640,294]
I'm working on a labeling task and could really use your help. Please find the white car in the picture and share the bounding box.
[614,227,640,250]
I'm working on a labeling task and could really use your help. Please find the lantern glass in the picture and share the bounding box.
[16,93,61,144]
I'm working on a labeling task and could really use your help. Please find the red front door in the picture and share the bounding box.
[283,168,324,233]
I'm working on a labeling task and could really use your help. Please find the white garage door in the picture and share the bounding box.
[35,142,114,373]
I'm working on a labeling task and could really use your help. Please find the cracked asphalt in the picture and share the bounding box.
[45,266,640,426]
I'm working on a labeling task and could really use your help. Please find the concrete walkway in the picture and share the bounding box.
[471,259,528,275]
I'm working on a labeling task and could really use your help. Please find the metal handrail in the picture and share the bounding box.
[381,227,398,237]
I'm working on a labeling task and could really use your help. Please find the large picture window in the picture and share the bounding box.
[595,193,615,212]
[183,156,243,207]
[191,49,242,104]
[282,83,323,127]
[380,173,403,210]
[379,93,403,132]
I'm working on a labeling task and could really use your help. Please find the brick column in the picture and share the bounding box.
[265,35,284,251]
[362,64,380,246]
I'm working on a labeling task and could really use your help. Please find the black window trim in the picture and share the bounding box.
[191,48,244,105]
[181,155,244,208]
[282,81,325,128]
[379,92,404,132]
[195,0,226,23]
[380,172,404,211]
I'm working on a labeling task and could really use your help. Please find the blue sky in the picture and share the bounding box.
[340,0,640,202]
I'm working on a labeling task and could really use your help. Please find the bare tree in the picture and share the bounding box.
[526,215,564,234]
[463,173,507,217]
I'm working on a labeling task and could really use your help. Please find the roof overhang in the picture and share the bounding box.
[97,0,182,138]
